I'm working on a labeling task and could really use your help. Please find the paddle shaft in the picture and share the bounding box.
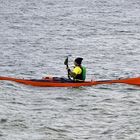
[64,56,71,79]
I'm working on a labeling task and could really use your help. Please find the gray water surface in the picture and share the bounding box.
[0,0,140,139]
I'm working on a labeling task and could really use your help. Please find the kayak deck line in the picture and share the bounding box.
[0,76,140,87]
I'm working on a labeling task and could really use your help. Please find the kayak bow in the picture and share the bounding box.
[0,76,140,87]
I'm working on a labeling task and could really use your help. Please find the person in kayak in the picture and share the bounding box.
[67,57,86,81]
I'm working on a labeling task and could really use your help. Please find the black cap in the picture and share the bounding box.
[75,57,83,65]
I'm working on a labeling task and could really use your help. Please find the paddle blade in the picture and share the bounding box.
[64,57,68,66]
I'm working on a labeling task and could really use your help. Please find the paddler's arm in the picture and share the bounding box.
[67,68,77,79]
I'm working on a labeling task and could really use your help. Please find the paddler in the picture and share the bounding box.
[67,57,86,81]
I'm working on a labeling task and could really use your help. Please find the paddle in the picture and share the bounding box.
[64,56,71,79]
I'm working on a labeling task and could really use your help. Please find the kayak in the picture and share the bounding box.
[0,76,140,87]
[0,76,94,87]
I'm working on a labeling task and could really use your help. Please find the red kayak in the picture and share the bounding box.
[0,76,140,87]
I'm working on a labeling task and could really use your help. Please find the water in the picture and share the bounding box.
[0,0,140,139]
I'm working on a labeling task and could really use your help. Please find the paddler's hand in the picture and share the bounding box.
[66,67,71,73]
[68,68,71,73]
